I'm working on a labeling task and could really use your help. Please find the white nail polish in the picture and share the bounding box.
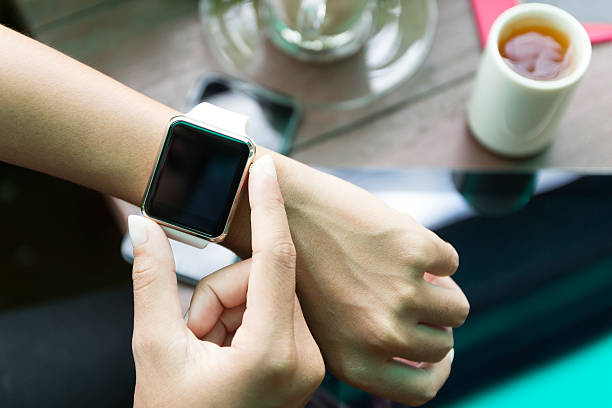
[184,309,190,323]
[251,155,277,179]
[128,215,149,247]
[450,348,455,364]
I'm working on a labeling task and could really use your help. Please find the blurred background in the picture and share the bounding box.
[1,0,611,407]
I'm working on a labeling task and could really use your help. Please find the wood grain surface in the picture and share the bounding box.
[20,0,612,170]
[15,0,108,30]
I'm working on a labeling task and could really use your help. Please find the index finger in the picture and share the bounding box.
[244,155,296,336]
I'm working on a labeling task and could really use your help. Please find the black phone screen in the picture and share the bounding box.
[189,74,301,154]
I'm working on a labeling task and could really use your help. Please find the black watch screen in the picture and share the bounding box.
[143,120,252,239]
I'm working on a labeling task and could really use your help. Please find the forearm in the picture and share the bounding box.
[0,27,359,261]
[0,25,173,204]
[0,24,291,257]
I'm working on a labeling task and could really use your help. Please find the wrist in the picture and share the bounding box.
[222,149,316,258]
[126,106,179,205]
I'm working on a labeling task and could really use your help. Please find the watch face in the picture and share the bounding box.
[144,120,253,239]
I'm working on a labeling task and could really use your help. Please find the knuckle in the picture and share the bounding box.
[446,242,460,272]
[269,190,286,207]
[311,360,326,387]
[407,381,441,406]
[194,276,206,292]
[402,238,430,270]
[302,356,326,392]
[434,335,454,361]
[131,330,161,359]
[269,240,297,271]
[194,275,213,297]
[392,287,420,319]
[411,397,430,407]
[446,333,455,351]
[131,250,173,292]
[329,352,368,388]
[412,294,433,317]
[260,345,299,382]
[131,262,157,293]
[395,283,418,308]
[411,400,428,407]
[453,293,471,327]
[261,191,286,212]
[424,382,441,401]
[416,385,439,406]
[459,301,470,326]
[268,357,297,380]
[374,322,406,352]
[422,338,453,363]
[342,357,371,389]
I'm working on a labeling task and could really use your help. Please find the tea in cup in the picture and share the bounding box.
[468,4,591,157]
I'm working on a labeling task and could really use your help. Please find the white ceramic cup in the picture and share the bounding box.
[468,3,591,158]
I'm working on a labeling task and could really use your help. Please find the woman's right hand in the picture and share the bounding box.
[130,155,324,408]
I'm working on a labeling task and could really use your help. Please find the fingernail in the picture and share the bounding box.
[251,155,277,179]
[184,309,190,323]
[450,348,455,364]
[128,215,149,247]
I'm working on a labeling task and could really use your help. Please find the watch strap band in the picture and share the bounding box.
[186,102,249,137]
[161,225,209,249]
[157,102,249,249]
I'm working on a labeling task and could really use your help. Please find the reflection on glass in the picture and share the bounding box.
[452,172,537,216]
[199,0,437,108]
[263,0,373,62]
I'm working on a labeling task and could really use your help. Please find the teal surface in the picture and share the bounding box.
[448,331,612,407]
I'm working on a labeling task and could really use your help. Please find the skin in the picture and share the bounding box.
[131,157,324,407]
[0,25,469,405]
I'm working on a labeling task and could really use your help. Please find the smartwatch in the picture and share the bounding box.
[141,103,256,248]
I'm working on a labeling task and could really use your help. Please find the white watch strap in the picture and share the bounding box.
[186,102,249,137]
[157,103,249,249]
[161,226,209,249]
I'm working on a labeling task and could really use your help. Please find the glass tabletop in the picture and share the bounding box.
[198,0,438,109]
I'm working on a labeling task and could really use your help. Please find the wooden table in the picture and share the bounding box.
[20,0,612,170]
[15,0,612,308]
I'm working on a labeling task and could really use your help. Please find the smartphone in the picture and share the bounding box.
[186,73,302,155]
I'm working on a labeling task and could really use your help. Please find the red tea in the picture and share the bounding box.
[499,24,572,81]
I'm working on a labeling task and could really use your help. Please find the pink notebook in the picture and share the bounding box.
[471,0,612,47]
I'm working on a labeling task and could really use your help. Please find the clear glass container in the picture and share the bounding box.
[199,0,438,109]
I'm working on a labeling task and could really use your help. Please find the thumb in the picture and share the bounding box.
[129,215,182,336]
